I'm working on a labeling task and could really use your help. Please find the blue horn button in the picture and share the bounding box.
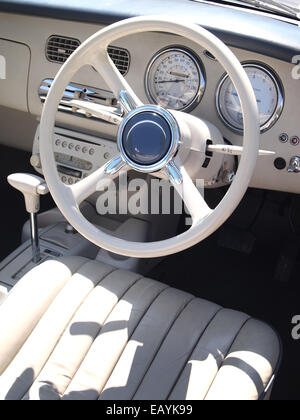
[122,112,172,165]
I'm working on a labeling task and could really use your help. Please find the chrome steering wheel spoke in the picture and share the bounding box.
[118,90,138,114]
[165,161,212,225]
[105,155,126,175]
[69,155,127,205]
[164,160,183,185]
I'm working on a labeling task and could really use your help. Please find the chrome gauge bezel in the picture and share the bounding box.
[145,47,206,112]
[216,62,284,134]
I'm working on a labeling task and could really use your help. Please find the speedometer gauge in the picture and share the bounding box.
[145,48,205,111]
[216,63,283,133]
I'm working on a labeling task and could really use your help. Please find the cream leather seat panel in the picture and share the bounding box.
[0,257,280,400]
[0,256,88,377]
[135,307,250,401]
[168,308,250,400]
[35,277,167,400]
[205,319,280,400]
[63,287,193,400]
[24,269,148,400]
[101,298,222,400]
[0,258,117,400]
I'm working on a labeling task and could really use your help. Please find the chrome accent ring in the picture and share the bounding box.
[117,105,180,173]
[145,47,206,113]
[216,62,284,134]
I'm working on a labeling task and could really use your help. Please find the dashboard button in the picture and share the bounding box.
[290,136,300,146]
[279,133,288,143]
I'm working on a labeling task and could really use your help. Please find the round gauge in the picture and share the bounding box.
[145,48,205,111]
[216,64,284,133]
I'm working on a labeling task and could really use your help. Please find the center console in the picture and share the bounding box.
[0,211,100,297]
[31,125,119,185]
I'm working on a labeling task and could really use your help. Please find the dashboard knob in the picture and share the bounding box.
[222,170,235,184]
[287,156,300,173]
[30,154,41,169]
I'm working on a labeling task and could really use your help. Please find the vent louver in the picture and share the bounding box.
[107,46,130,75]
[46,36,130,75]
[46,35,80,63]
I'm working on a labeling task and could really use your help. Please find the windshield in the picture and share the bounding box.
[239,0,300,17]
[192,0,300,18]
[281,0,299,9]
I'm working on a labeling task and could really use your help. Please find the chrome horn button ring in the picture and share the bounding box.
[117,105,180,173]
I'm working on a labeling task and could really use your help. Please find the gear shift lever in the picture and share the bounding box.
[7,173,49,263]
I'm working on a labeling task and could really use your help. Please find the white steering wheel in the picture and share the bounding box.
[39,16,259,258]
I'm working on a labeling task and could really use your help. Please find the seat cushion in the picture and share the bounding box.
[0,257,280,400]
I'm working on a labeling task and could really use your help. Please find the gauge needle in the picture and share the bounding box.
[170,71,189,78]
[155,79,185,84]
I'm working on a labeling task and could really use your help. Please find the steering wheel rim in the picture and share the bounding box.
[39,16,259,258]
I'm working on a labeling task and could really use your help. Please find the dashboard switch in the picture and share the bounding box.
[287,156,300,173]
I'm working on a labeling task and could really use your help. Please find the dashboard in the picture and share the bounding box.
[0,0,300,194]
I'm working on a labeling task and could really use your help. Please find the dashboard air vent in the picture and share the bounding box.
[46,36,130,75]
[46,35,80,63]
[107,46,130,75]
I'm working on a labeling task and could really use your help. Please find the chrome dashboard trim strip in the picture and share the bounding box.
[38,78,122,122]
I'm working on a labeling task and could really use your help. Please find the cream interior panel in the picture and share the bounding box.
[0,39,30,112]
[0,106,37,151]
